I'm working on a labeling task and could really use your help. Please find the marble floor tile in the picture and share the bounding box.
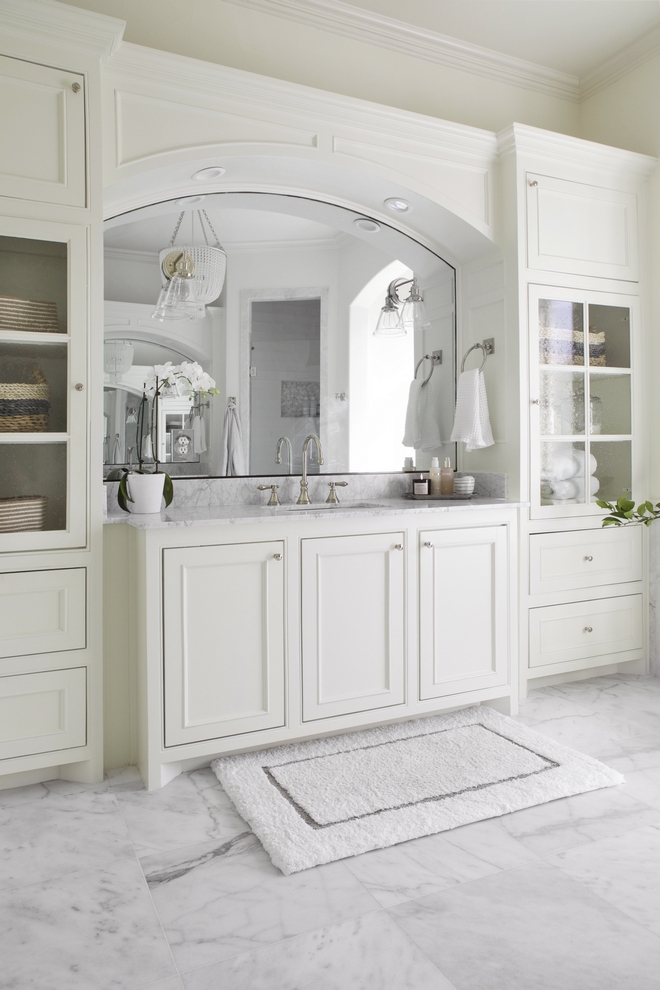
[0,859,177,990]
[144,832,380,972]
[181,911,456,990]
[549,824,660,937]
[389,861,660,990]
[344,819,539,908]
[111,767,247,858]
[540,677,660,736]
[497,782,660,857]
[0,778,135,891]
[135,980,184,990]
[513,708,642,759]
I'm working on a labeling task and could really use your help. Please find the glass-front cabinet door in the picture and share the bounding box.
[0,218,87,550]
[530,285,637,519]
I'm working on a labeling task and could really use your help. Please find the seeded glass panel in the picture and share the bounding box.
[588,305,630,368]
[540,440,587,505]
[589,374,631,436]
[539,370,585,435]
[539,299,584,366]
[590,441,632,502]
[0,236,67,332]
[0,342,68,433]
[0,443,67,530]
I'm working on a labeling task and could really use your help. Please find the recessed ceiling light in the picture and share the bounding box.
[192,166,226,181]
[177,195,205,206]
[353,218,381,233]
[384,197,412,213]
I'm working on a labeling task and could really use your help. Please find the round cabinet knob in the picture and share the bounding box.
[531,399,540,405]
[584,626,593,633]
[71,82,81,94]
[74,383,84,391]
[394,544,403,551]
[424,541,433,549]
[584,555,594,562]
[529,180,538,187]
[273,553,282,561]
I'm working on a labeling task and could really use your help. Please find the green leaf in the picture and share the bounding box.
[638,504,648,516]
[117,471,134,512]
[617,497,635,513]
[602,517,621,526]
[162,473,174,508]
[596,499,614,510]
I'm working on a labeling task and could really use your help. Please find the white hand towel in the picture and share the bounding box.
[419,379,443,452]
[220,401,246,476]
[450,369,494,451]
[402,379,423,448]
[192,410,207,455]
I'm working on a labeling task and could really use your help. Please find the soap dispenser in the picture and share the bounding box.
[440,457,454,495]
[429,457,441,495]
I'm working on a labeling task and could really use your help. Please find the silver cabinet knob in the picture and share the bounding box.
[74,383,84,391]
[424,541,433,548]
[529,180,538,187]
[531,399,540,405]
[72,82,81,94]
[584,555,593,562]
[584,626,593,633]
[273,553,282,561]
[394,544,403,551]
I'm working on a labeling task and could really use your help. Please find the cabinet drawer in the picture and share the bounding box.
[529,595,643,668]
[0,568,86,659]
[529,527,642,595]
[0,667,86,760]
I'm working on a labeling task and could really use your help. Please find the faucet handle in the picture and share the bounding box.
[257,484,281,507]
[326,481,348,504]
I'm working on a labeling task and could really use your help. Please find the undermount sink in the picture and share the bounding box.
[286,501,386,512]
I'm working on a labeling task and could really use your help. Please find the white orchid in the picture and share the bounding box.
[145,361,218,399]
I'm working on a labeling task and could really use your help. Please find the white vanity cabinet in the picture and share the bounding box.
[301,532,406,721]
[162,541,285,746]
[419,526,509,700]
[118,504,519,789]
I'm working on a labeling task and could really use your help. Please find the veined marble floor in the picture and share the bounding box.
[3,675,660,990]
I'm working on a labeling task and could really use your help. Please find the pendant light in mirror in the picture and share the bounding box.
[152,208,227,322]
[373,276,431,336]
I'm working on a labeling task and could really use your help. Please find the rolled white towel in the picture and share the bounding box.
[573,449,598,476]
[544,454,579,481]
[573,475,600,498]
[551,479,578,500]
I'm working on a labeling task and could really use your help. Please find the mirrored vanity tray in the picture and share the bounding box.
[404,492,473,500]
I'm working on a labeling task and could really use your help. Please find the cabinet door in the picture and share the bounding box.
[163,541,285,746]
[0,55,86,208]
[419,526,508,699]
[527,173,638,281]
[529,594,643,670]
[0,218,88,551]
[301,532,405,721]
[0,568,86,658]
[529,284,637,520]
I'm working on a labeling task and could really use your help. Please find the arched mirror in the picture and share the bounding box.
[103,192,456,478]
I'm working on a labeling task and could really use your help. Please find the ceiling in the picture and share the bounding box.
[62,0,660,80]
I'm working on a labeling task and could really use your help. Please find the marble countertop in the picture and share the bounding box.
[105,497,526,529]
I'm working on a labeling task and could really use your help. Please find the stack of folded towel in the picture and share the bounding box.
[541,446,599,502]
[539,325,606,366]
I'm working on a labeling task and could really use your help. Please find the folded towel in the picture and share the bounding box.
[192,409,207,455]
[419,379,443,452]
[220,400,245,476]
[450,369,494,451]
[402,379,423,448]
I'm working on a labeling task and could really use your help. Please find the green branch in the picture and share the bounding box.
[598,496,660,527]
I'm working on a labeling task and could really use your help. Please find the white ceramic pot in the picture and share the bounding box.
[126,472,166,514]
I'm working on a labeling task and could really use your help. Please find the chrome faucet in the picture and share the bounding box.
[297,434,324,504]
[275,436,293,474]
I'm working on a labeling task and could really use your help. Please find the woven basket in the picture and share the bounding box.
[0,496,48,532]
[0,368,50,432]
[0,295,60,334]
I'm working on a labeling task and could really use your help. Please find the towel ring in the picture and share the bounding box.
[461,342,487,374]
[414,350,443,386]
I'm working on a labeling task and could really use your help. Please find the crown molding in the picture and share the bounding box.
[104,247,158,265]
[580,25,660,101]
[222,0,578,102]
[106,235,347,260]
[109,43,498,165]
[0,0,125,60]
[498,123,657,178]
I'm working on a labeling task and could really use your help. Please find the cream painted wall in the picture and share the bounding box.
[64,0,579,138]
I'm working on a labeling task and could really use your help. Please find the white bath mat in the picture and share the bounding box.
[212,707,623,875]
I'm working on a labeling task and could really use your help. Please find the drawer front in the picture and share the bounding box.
[529,595,643,668]
[530,527,642,595]
[0,667,86,760]
[0,568,86,659]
